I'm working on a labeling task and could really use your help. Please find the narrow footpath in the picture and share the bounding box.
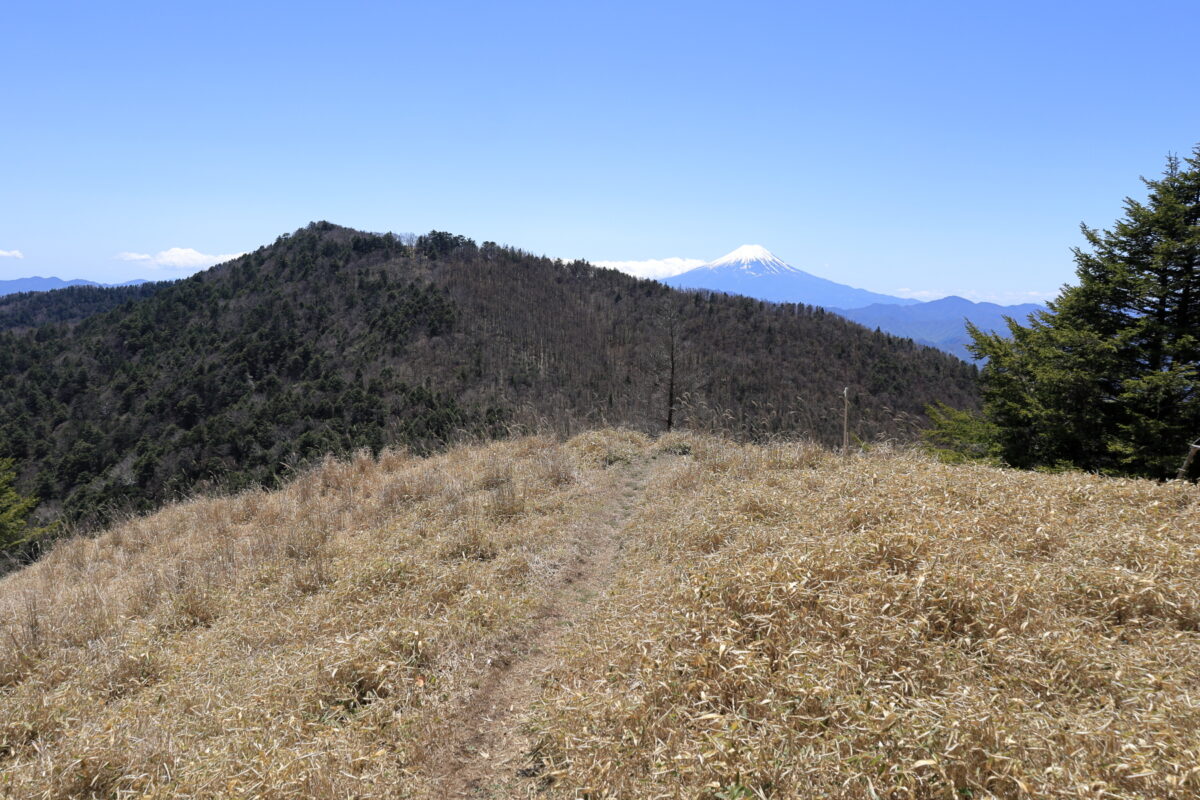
[429,457,652,798]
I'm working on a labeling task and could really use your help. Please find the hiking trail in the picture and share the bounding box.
[430,456,654,798]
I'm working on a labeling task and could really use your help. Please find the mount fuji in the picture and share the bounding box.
[661,245,1047,361]
[662,245,916,309]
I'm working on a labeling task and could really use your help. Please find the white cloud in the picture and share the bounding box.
[0,249,23,259]
[592,256,705,279]
[115,247,243,271]
[893,287,945,301]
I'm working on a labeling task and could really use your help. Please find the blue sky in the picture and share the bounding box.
[2,0,1197,303]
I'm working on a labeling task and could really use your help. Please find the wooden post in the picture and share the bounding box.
[842,386,850,455]
[1176,439,1200,480]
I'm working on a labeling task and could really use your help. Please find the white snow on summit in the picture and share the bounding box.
[703,244,798,276]
[664,244,917,309]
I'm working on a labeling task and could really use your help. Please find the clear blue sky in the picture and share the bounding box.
[3,0,1197,303]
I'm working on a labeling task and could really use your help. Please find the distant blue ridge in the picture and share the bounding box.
[832,297,1045,361]
[0,277,148,296]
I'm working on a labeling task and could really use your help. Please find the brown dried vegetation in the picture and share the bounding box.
[0,430,1197,799]
[533,433,1200,800]
[0,436,600,797]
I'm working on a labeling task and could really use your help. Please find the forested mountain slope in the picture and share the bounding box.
[0,283,165,331]
[0,222,977,527]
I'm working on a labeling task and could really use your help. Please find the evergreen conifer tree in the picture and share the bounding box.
[966,147,1200,477]
[0,457,39,554]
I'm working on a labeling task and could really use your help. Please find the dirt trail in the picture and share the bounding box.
[430,457,652,798]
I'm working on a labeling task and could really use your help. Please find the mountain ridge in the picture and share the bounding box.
[833,295,1046,360]
[0,222,978,529]
[0,282,166,330]
[0,276,148,296]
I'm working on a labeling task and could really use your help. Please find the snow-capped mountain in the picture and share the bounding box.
[659,245,1046,361]
[702,244,796,276]
[663,245,915,308]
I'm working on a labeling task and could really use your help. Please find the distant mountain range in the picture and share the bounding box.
[662,245,1046,361]
[833,296,1044,361]
[0,276,148,296]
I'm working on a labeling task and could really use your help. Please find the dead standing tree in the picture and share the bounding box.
[664,308,681,432]
[1177,438,1200,480]
[640,302,706,433]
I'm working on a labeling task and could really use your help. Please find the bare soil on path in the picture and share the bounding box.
[428,457,653,798]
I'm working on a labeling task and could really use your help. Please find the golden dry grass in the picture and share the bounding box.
[0,434,616,798]
[532,433,1200,799]
[1,430,1197,799]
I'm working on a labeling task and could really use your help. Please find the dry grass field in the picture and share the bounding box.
[533,434,1200,799]
[1,430,1197,799]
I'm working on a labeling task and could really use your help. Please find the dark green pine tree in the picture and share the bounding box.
[0,457,40,555]
[966,147,1200,478]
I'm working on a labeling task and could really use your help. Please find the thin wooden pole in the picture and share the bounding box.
[1176,439,1200,480]
[842,387,850,454]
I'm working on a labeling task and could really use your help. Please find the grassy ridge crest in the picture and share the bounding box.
[0,431,1195,798]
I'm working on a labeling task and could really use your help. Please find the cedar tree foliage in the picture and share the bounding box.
[955,147,1200,478]
[0,457,39,554]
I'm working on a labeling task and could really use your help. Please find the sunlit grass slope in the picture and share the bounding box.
[1,430,1197,799]
[0,434,610,798]
[533,434,1200,799]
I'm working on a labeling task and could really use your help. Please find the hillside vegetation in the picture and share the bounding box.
[957,150,1200,480]
[1,431,1196,798]
[0,283,164,332]
[0,223,976,530]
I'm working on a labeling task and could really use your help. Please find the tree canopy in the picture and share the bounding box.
[961,147,1200,478]
[0,457,39,555]
[1,223,977,532]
